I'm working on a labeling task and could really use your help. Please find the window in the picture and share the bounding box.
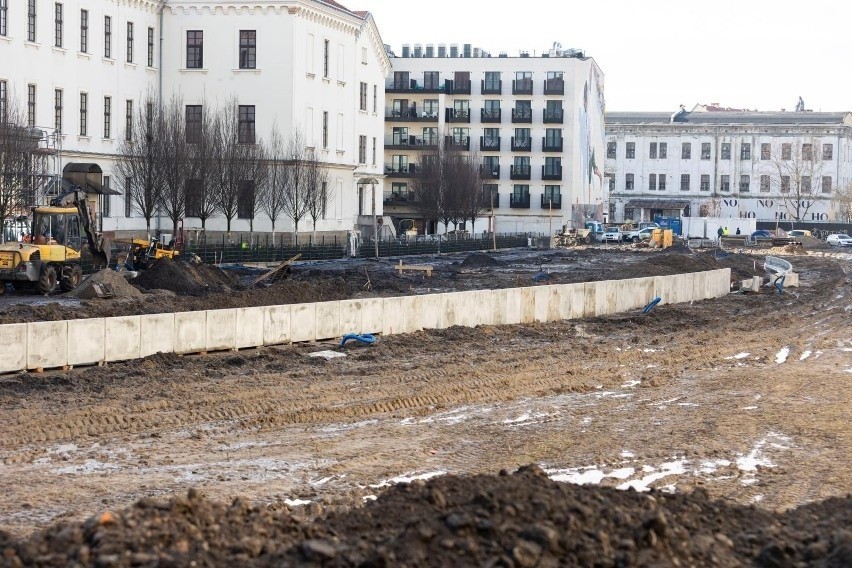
[79,92,88,136]
[659,142,667,159]
[0,0,6,37]
[0,80,7,120]
[103,96,111,138]
[543,185,561,204]
[239,30,256,69]
[391,182,408,198]
[373,85,377,113]
[392,127,408,145]
[681,142,691,159]
[781,176,790,193]
[484,71,501,91]
[52,89,63,132]
[701,142,711,160]
[739,175,750,193]
[607,174,615,191]
[423,71,440,89]
[323,39,329,77]
[54,2,63,47]
[147,26,154,66]
[185,105,201,143]
[801,176,811,193]
[648,173,656,191]
[720,175,730,192]
[422,127,437,145]
[27,84,36,127]
[358,135,366,163]
[483,155,499,173]
[104,16,111,58]
[700,175,710,192]
[680,174,690,191]
[125,99,133,141]
[822,143,833,160]
[760,175,770,192]
[322,111,328,149]
[821,176,832,193]
[186,30,202,68]
[126,22,133,62]
[359,82,367,111]
[802,143,813,161]
[124,177,132,217]
[28,0,37,42]
[372,137,376,165]
[391,154,408,172]
[102,176,111,218]
[761,143,770,160]
[649,142,657,159]
[721,143,730,160]
[238,105,255,143]
[237,180,255,219]
[607,141,616,159]
[453,99,470,119]
[80,9,88,52]
[185,179,201,217]
[544,157,561,176]
[625,173,634,190]
[740,143,751,160]
[658,174,666,191]
[626,142,635,159]
[781,143,791,160]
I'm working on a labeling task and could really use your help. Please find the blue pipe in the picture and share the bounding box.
[642,297,662,314]
[340,333,377,347]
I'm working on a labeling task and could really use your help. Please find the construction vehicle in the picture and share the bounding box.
[0,190,110,295]
[114,237,179,270]
[554,225,592,246]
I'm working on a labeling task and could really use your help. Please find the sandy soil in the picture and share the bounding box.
[0,246,850,565]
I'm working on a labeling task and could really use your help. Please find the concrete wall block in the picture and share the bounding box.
[360,298,384,334]
[473,290,495,327]
[534,285,561,323]
[518,287,536,324]
[382,297,406,335]
[653,275,671,305]
[206,309,237,352]
[420,293,444,330]
[455,291,479,328]
[563,283,585,319]
[0,324,28,374]
[504,288,522,325]
[442,292,461,328]
[263,305,291,346]
[290,303,317,343]
[140,313,175,357]
[491,289,509,325]
[68,319,106,366]
[235,307,264,349]
[104,316,141,362]
[583,281,600,316]
[315,301,341,340]
[27,321,68,370]
[402,295,423,333]
[679,273,697,304]
[175,311,207,354]
[339,299,363,335]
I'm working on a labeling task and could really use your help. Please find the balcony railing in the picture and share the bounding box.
[510,193,531,208]
[480,136,500,152]
[481,80,502,95]
[384,192,413,204]
[542,137,563,152]
[511,136,531,152]
[483,191,500,208]
[386,79,444,93]
[480,165,500,179]
[444,136,470,151]
[481,109,501,123]
[384,163,418,177]
[386,136,439,149]
[541,165,562,180]
[448,80,471,94]
[387,107,439,122]
[541,194,562,209]
[510,165,531,180]
[512,108,533,123]
[512,79,533,95]
[445,108,471,123]
[543,109,564,123]
[544,78,565,95]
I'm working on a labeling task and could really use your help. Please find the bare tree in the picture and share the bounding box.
[185,102,219,232]
[456,148,486,233]
[304,148,330,243]
[832,182,852,223]
[763,138,826,221]
[411,148,443,234]
[115,90,164,236]
[281,130,310,245]
[158,95,192,237]
[259,126,289,245]
[0,96,37,242]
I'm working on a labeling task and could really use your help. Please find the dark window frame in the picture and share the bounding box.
[701,142,711,160]
[54,88,62,132]
[147,26,154,67]
[606,141,616,159]
[186,30,203,69]
[28,0,37,42]
[681,142,691,159]
[104,15,111,58]
[0,0,7,37]
[80,9,88,52]
[54,2,63,47]
[125,99,133,141]
[625,173,634,190]
[79,92,88,136]
[626,142,635,159]
[740,143,751,160]
[27,84,36,127]
[185,105,202,143]
[721,143,731,160]
[126,21,134,63]
[239,30,256,69]
[103,95,111,138]
[680,173,690,191]
[822,143,833,160]
[238,105,256,144]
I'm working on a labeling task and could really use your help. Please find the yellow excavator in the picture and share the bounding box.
[114,236,179,270]
[0,190,110,295]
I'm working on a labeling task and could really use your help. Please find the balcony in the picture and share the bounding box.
[481,80,502,95]
[386,136,439,150]
[512,79,533,95]
[511,136,531,152]
[386,79,444,93]
[544,78,565,95]
[384,163,418,177]
[480,165,500,179]
[540,194,562,209]
[480,136,500,152]
[543,109,564,123]
[387,107,439,122]
[447,79,471,94]
[445,108,471,123]
[541,165,562,181]
[512,108,533,123]
[384,191,413,204]
[542,137,563,152]
[444,136,470,151]
[510,165,531,180]
[510,193,531,208]
[483,191,500,208]
[481,109,501,123]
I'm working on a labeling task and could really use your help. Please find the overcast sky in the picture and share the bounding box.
[354,0,850,113]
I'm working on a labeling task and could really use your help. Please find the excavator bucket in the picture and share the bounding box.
[90,237,111,269]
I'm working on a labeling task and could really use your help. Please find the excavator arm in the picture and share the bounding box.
[50,189,110,268]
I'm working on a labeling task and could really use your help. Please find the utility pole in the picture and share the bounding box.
[491,189,496,251]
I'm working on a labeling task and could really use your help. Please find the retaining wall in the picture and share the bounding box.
[0,269,731,374]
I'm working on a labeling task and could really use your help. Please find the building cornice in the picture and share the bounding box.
[605,124,852,137]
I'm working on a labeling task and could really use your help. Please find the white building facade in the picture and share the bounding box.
[605,109,852,224]
[381,44,607,235]
[0,0,389,238]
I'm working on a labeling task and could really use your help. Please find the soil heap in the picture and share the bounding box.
[130,260,239,295]
[0,466,849,567]
[460,252,501,269]
[68,269,144,300]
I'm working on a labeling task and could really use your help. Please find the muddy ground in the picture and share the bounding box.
[0,244,850,566]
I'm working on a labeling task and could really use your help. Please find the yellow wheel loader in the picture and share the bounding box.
[114,236,179,271]
[0,190,110,295]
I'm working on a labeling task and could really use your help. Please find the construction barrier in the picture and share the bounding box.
[0,269,731,374]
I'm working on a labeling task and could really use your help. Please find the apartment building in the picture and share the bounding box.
[605,107,852,223]
[381,43,606,235]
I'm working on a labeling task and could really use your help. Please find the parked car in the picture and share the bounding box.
[826,233,852,247]
[751,230,772,238]
[602,227,624,243]
[623,226,655,243]
[788,229,812,238]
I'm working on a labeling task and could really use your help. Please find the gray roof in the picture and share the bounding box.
[606,111,852,126]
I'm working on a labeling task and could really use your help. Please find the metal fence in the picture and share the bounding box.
[358,233,531,258]
[183,235,345,264]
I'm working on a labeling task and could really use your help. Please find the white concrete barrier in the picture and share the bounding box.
[535,285,561,323]
[382,297,406,335]
[472,290,495,327]
[262,305,291,345]
[27,321,68,370]
[420,293,444,329]
[105,316,141,362]
[315,301,341,340]
[339,299,364,335]
[0,323,27,374]
[290,303,316,343]
[68,319,106,366]
[175,311,207,354]
[360,298,384,334]
[235,307,264,349]
[206,309,236,352]
[401,295,424,333]
[140,313,174,357]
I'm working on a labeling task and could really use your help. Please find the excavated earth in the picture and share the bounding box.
[0,243,850,566]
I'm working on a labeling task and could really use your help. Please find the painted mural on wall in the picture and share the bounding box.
[574,65,606,227]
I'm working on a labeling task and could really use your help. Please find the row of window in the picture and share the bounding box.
[617,173,834,193]
[389,127,563,147]
[184,29,256,70]
[609,141,835,161]
[389,98,565,120]
[389,182,563,201]
[21,83,138,136]
[390,70,566,94]
[387,156,563,173]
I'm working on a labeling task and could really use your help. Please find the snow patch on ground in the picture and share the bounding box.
[775,347,790,364]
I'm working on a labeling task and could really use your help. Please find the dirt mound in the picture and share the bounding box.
[68,269,143,299]
[460,252,500,268]
[130,260,239,295]
[1,466,849,567]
